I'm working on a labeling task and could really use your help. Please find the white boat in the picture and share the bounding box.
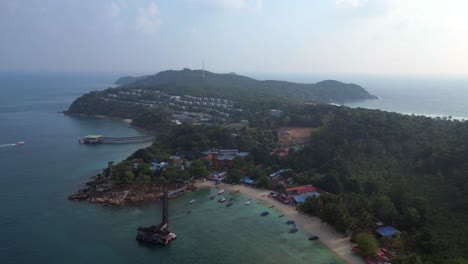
[245,201,251,205]
[189,199,196,204]
[16,141,26,145]
[218,189,225,195]
[219,197,226,203]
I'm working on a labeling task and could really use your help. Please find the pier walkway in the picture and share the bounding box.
[79,135,155,144]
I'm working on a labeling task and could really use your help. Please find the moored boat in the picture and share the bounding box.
[189,199,196,204]
[261,211,269,216]
[245,201,251,205]
[210,195,215,200]
[219,197,226,203]
[218,189,225,195]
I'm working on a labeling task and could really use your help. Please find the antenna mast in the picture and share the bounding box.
[202,60,206,78]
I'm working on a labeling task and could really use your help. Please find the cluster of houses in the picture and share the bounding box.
[197,148,250,181]
[101,89,235,124]
[353,225,400,264]
[133,153,194,173]
[180,95,235,108]
[201,149,249,170]
[271,185,321,205]
[269,145,303,158]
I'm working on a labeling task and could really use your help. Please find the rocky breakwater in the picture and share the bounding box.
[69,176,198,206]
[69,187,163,206]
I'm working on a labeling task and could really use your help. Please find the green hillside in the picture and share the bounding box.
[121,69,377,104]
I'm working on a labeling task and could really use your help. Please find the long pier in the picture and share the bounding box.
[79,135,155,144]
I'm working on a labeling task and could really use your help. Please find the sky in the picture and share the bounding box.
[1,0,468,76]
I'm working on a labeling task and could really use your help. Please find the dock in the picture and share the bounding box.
[79,135,155,144]
[136,189,176,245]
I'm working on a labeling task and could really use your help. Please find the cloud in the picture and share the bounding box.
[109,2,121,18]
[189,27,200,37]
[136,2,161,34]
[335,0,368,8]
[2,0,21,16]
[109,2,123,33]
[192,0,263,10]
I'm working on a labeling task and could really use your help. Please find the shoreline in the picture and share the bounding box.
[195,181,365,264]
[63,112,155,133]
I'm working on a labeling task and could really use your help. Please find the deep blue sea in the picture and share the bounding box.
[0,72,346,264]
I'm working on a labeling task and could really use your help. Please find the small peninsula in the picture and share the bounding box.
[65,69,377,131]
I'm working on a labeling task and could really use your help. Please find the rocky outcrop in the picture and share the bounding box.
[68,193,89,200]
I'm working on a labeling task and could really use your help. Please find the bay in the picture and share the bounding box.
[0,72,343,264]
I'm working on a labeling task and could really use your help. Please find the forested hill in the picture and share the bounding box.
[114,75,150,86]
[114,69,377,104]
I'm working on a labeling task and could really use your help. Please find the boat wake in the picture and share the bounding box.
[0,144,16,148]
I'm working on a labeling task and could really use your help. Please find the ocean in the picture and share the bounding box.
[248,73,468,120]
[0,72,345,264]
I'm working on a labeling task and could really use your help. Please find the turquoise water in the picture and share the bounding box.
[0,73,344,264]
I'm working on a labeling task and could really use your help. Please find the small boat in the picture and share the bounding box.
[245,201,251,205]
[309,235,319,241]
[189,199,196,204]
[286,220,295,225]
[228,197,233,201]
[210,195,215,200]
[289,228,298,233]
[261,211,269,216]
[235,190,240,193]
[278,214,284,218]
[269,205,275,208]
[218,189,225,195]
[219,197,226,203]
[226,202,233,207]
[186,210,192,215]
[16,141,26,145]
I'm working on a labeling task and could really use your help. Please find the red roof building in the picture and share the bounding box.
[286,185,317,195]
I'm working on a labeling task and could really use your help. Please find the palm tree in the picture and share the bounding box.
[107,161,114,177]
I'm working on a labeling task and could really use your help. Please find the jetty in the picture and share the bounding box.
[79,135,155,144]
[136,189,176,245]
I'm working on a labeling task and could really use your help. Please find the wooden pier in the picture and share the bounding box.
[79,135,155,144]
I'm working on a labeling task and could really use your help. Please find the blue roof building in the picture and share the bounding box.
[293,192,320,204]
[376,226,400,237]
[242,178,254,184]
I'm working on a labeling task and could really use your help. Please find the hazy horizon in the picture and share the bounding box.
[2,0,468,76]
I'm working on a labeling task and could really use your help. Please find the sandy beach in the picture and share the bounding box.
[195,181,365,264]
